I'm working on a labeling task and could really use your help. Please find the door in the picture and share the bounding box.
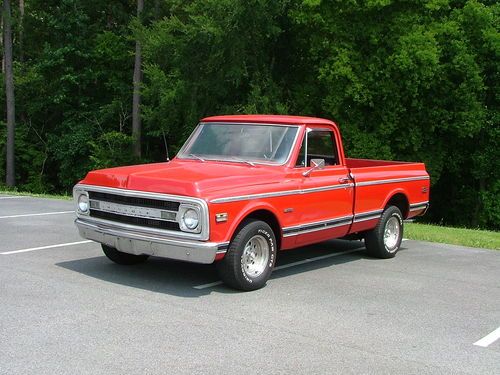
[289,127,354,246]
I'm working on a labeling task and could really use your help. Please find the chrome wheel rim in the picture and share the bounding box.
[384,216,400,252]
[242,235,269,278]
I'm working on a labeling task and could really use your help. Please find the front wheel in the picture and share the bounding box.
[216,219,277,291]
[365,206,403,259]
[102,245,149,265]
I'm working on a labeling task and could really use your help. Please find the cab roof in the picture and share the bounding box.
[201,114,336,126]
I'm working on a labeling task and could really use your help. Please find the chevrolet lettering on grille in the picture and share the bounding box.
[90,200,177,222]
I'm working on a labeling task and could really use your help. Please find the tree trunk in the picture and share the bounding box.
[132,0,143,158]
[19,0,24,62]
[3,0,16,187]
[1,16,4,73]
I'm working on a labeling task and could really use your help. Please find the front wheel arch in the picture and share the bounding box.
[228,207,282,251]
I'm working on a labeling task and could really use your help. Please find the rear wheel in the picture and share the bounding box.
[101,245,149,265]
[365,206,403,259]
[216,219,277,291]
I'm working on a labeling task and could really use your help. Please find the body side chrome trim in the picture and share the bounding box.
[409,201,430,208]
[353,209,384,223]
[283,221,351,237]
[283,215,353,232]
[282,215,353,237]
[211,176,427,204]
[409,201,430,212]
[353,215,382,223]
[355,176,430,187]
[354,209,384,219]
[211,183,354,204]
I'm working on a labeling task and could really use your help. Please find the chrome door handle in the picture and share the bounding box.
[338,177,351,184]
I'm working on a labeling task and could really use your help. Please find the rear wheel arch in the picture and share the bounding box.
[385,193,409,219]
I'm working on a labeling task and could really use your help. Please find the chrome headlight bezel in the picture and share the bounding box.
[73,187,89,215]
[178,204,202,233]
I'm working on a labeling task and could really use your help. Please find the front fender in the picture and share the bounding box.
[208,200,283,245]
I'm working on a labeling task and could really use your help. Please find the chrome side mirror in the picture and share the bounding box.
[302,158,325,177]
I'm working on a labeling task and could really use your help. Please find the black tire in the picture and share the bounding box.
[101,244,149,265]
[216,219,277,291]
[365,206,404,259]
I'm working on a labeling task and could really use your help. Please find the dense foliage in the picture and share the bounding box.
[1,0,498,229]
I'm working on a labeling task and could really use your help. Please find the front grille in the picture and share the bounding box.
[88,191,180,211]
[90,210,181,231]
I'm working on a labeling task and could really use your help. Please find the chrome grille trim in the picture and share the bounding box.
[74,184,210,241]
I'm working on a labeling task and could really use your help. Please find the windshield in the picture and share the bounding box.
[178,123,299,164]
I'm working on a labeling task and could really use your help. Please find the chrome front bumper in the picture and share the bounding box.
[75,218,228,264]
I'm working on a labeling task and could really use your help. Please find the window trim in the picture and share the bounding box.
[177,122,301,167]
[294,127,340,168]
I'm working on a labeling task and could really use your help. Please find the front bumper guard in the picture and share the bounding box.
[75,218,228,264]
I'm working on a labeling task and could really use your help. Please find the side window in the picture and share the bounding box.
[295,130,339,167]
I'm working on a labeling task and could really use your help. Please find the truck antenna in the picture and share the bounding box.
[162,130,170,161]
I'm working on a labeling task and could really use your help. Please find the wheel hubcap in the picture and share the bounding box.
[242,235,269,278]
[384,216,400,252]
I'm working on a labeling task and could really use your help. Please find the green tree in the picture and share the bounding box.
[289,0,499,228]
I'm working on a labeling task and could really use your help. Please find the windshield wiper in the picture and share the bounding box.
[189,153,205,162]
[229,156,256,167]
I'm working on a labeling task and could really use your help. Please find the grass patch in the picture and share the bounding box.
[405,222,500,250]
[0,190,71,200]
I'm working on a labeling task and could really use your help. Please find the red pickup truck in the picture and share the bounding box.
[74,115,429,290]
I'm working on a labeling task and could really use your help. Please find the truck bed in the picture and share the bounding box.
[346,158,430,234]
[346,158,419,168]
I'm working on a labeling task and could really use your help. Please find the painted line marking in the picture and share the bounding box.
[0,211,74,219]
[273,247,364,271]
[193,281,223,290]
[473,326,500,348]
[1,240,93,255]
[0,196,27,199]
[193,247,364,290]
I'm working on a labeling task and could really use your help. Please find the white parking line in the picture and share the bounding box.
[0,211,74,219]
[193,247,365,290]
[193,281,223,290]
[274,247,364,271]
[0,240,93,255]
[473,326,500,347]
[0,196,27,199]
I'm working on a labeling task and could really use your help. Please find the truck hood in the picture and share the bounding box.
[81,159,286,198]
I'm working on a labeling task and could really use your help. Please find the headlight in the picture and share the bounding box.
[182,208,199,229]
[178,205,201,233]
[78,194,89,213]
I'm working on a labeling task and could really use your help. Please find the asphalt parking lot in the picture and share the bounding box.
[1,195,499,374]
